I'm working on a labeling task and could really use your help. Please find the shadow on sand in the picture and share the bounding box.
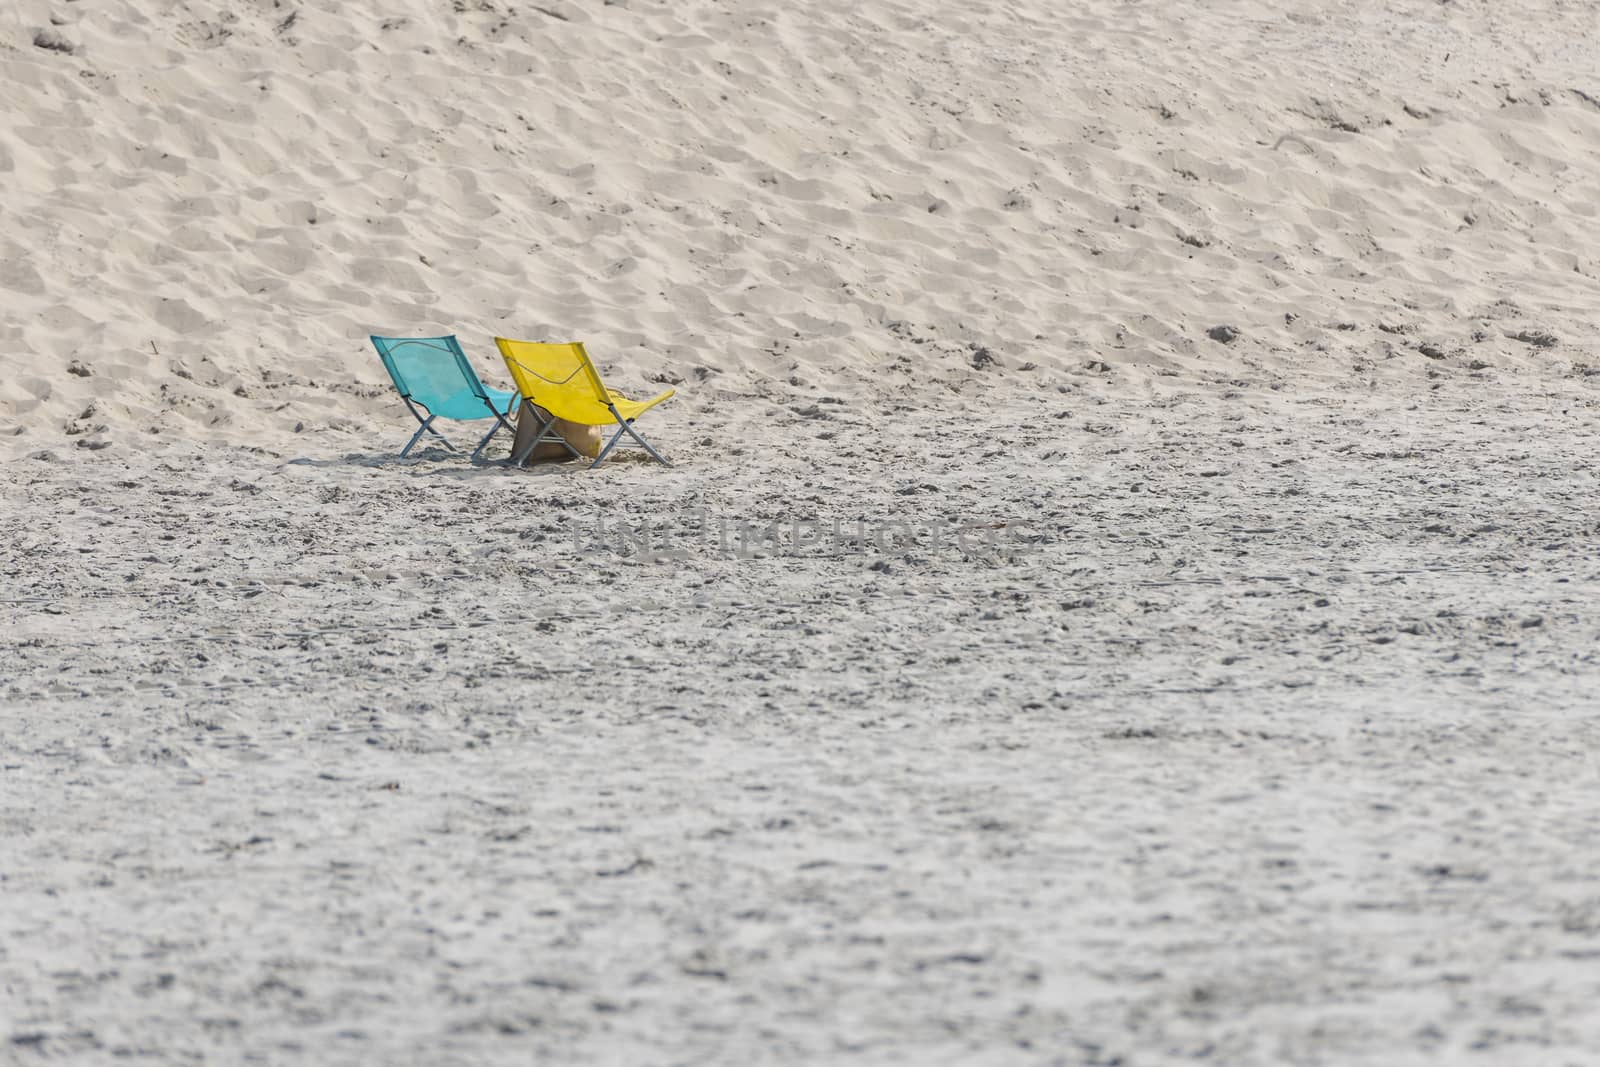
[282,446,654,477]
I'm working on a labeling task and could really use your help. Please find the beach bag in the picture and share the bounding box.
[519,400,603,462]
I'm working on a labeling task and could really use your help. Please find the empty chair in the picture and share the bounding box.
[495,338,676,469]
[370,334,519,459]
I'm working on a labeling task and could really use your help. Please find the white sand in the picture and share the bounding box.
[4,0,1600,1062]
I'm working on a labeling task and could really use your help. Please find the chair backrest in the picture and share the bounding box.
[495,338,614,423]
[371,335,495,419]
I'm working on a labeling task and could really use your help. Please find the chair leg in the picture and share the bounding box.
[510,412,557,467]
[551,427,585,460]
[475,398,521,461]
[401,415,454,458]
[591,418,670,469]
[591,423,630,468]
[625,423,672,467]
[470,421,502,460]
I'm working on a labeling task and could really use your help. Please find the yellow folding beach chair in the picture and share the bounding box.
[494,338,676,469]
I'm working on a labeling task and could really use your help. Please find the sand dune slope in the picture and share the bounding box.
[3,0,1599,456]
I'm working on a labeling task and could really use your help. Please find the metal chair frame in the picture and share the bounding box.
[370,335,519,460]
[497,341,675,470]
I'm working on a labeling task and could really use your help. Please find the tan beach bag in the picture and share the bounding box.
[516,399,603,462]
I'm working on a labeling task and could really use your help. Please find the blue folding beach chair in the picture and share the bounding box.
[370,335,520,459]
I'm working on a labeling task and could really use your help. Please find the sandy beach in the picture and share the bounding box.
[4,0,1600,1062]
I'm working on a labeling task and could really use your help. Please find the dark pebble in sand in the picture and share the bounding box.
[33,28,76,54]
[1511,330,1558,348]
